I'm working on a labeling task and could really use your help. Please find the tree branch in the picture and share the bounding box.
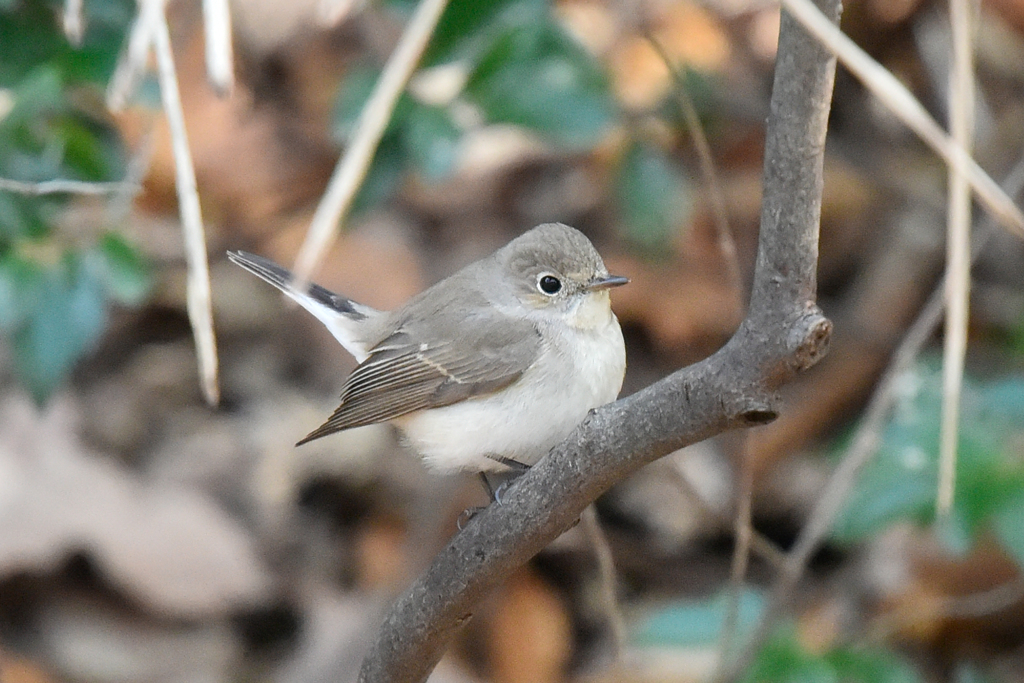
[356,1,841,680]
[719,144,1024,683]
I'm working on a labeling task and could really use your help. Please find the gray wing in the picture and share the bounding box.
[297,311,541,444]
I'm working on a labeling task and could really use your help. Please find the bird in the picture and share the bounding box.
[228,223,628,496]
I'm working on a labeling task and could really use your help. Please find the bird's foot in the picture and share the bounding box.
[493,479,516,505]
[479,458,531,504]
[457,506,486,530]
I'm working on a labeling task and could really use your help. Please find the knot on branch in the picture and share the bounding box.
[788,309,832,371]
[740,407,779,425]
[717,390,778,428]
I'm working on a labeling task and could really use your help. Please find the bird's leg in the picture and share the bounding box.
[489,455,530,473]
[484,456,531,505]
[479,472,497,502]
[457,473,497,529]
[459,458,533,529]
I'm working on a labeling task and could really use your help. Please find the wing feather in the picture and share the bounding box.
[297,314,541,444]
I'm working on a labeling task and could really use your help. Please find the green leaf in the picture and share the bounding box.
[351,133,405,216]
[981,376,1024,419]
[954,443,1024,532]
[632,588,765,647]
[829,441,936,542]
[0,64,65,133]
[332,66,413,143]
[54,115,126,181]
[331,68,411,213]
[402,103,461,181]
[0,3,67,86]
[0,193,24,243]
[661,67,717,126]
[0,261,15,328]
[744,631,921,683]
[85,232,152,306]
[0,62,125,185]
[830,361,1024,545]
[0,192,50,242]
[827,646,921,683]
[0,0,133,86]
[616,140,692,254]
[419,0,544,67]
[465,22,614,148]
[0,253,41,330]
[744,629,838,683]
[1010,316,1024,357]
[992,491,1024,568]
[9,254,108,403]
[934,510,973,557]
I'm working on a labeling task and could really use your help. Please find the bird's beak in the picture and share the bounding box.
[586,274,630,291]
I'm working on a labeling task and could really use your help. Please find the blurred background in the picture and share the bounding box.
[2,0,1024,681]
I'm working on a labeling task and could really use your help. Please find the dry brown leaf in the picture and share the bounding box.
[0,394,271,619]
[987,0,1024,36]
[654,1,732,73]
[868,527,1024,650]
[605,249,743,356]
[485,567,572,683]
[0,650,54,683]
[610,37,672,111]
[556,0,617,57]
[118,25,337,237]
[355,517,409,590]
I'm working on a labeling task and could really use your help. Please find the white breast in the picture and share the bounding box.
[396,309,626,473]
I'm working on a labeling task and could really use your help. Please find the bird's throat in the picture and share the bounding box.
[567,291,613,330]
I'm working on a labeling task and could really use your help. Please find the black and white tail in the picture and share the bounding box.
[227,250,379,361]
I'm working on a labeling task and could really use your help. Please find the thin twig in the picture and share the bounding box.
[779,0,1024,238]
[937,0,976,516]
[107,0,165,112]
[646,34,744,307]
[720,150,1024,683]
[202,0,234,96]
[715,440,755,681]
[152,1,220,406]
[293,0,451,286]
[63,0,84,46]
[106,121,157,224]
[666,459,788,571]
[0,178,141,196]
[580,505,626,659]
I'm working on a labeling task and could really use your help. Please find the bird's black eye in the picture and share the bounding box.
[538,275,562,295]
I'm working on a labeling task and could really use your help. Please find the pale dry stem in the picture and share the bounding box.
[152,1,220,406]
[780,0,1024,237]
[293,0,451,288]
[937,0,977,516]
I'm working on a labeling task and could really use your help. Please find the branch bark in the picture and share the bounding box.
[357,1,841,680]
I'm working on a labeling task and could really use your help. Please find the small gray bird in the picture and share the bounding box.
[228,223,627,490]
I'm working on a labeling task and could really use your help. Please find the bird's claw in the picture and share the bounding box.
[457,506,486,530]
